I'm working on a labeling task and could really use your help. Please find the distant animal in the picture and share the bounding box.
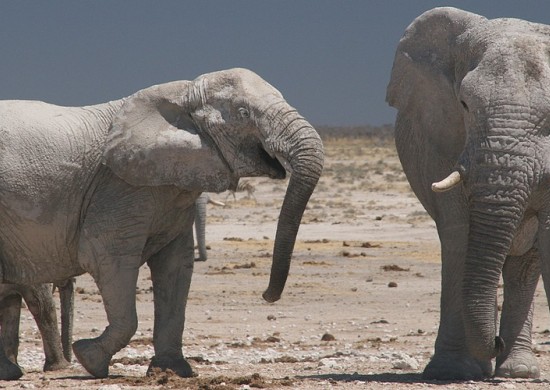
[0,67,323,379]
[226,180,257,201]
[193,193,224,262]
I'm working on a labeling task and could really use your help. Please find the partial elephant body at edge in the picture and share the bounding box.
[387,7,550,381]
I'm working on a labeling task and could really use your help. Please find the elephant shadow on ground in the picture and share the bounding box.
[297,372,421,385]
[295,372,536,386]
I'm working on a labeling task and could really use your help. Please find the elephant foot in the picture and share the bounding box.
[43,358,71,372]
[72,339,111,378]
[496,352,540,378]
[0,359,23,380]
[422,352,492,380]
[146,355,194,378]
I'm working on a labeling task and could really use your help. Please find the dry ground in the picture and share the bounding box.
[6,137,550,389]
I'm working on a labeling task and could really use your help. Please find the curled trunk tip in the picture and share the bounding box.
[262,289,281,303]
[494,336,505,358]
[432,170,461,192]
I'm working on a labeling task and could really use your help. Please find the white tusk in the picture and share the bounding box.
[431,171,462,193]
[208,199,226,207]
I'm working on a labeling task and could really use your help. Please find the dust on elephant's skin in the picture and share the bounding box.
[387,7,550,380]
[0,68,323,379]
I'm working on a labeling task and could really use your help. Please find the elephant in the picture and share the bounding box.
[386,7,550,380]
[0,279,74,380]
[193,193,224,262]
[0,67,323,379]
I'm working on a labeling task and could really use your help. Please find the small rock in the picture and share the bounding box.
[267,314,276,321]
[321,333,336,341]
[391,352,419,370]
[99,386,123,390]
[388,282,398,288]
[318,358,341,369]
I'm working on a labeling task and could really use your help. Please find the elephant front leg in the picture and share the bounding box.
[73,254,140,378]
[423,224,493,380]
[495,250,540,378]
[146,229,195,377]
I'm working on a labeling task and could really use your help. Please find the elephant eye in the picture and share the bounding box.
[460,100,469,112]
[238,107,250,119]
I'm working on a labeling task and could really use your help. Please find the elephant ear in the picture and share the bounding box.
[386,7,486,159]
[102,81,237,192]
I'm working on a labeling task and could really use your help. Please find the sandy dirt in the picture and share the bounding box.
[7,137,550,389]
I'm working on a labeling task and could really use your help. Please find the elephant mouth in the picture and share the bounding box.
[259,147,287,180]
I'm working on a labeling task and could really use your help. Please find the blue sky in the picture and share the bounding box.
[1,1,549,126]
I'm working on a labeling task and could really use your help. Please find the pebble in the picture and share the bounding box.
[390,352,419,370]
[318,358,342,370]
[97,386,122,390]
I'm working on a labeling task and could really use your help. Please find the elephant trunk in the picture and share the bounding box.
[262,107,324,303]
[462,148,532,360]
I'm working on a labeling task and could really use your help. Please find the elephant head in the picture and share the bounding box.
[102,68,324,303]
[387,7,550,361]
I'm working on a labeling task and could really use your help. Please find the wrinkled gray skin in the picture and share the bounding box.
[0,68,323,378]
[194,193,209,262]
[387,7,550,380]
[0,280,74,380]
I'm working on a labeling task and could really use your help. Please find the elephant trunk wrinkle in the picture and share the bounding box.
[263,119,323,303]
[463,187,529,361]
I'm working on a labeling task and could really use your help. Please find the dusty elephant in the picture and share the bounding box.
[193,193,224,262]
[0,68,323,378]
[387,7,550,380]
[0,280,74,380]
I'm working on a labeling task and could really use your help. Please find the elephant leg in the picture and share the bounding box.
[495,249,540,378]
[20,284,69,372]
[0,293,24,380]
[72,257,140,378]
[194,194,208,262]
[0,293,22,364]
[423,224,493,380]
[0,339,22,381]
[146,221,195,377]
[58,278,75,363]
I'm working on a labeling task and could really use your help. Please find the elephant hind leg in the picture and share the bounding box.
[0,293,23,380]
[20,284,70,372]
[0,340,22,380]
[0,293,22,365]
[495,249,540,378]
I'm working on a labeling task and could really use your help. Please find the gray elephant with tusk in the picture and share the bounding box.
[0,68,324,378]
[387,7,550,380]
